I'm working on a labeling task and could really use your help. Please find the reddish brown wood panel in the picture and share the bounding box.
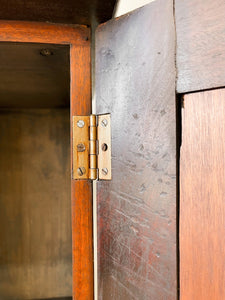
[0,21,89,45]
[70,37,93,300]
[0,21,93,300]
[180,89,225,299]
[175,0,225,93]
[95,1,177,299]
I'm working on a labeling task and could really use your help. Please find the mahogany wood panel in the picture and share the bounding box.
[175,0,225,93]
[180,89,225,299]
[0,21,89,45]
[0,109,71,299]
[70,25,93,300]
[0,0,116,25]
[0,22,93,299]
[96,1,177,299]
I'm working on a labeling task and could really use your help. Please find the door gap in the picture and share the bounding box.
[176,93,183,300]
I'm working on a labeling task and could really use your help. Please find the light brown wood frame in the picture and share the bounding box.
[0,21,93,299]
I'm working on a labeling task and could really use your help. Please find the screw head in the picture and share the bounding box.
[101,143,108,152]
[77,120,85,128]
[77,143,86,152]
[101,119,108,127]
[40,48,53,56]
[102,168,108,176]
[77,167,86,176]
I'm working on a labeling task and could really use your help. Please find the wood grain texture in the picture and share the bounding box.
[0,0,116,25]
[70,28,93,300]
[175,0,225,93]
[0,42,70,108]
[96,1,177,299]
[0,109,71,299]
[0,22,93,300]
[180,89,225,300]
[0,21,90,45]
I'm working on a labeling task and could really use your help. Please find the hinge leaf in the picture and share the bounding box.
[97,114,111,180]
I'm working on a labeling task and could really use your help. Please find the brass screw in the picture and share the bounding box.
[77,143,86,152]
[77,120,85,128]
[102,168,108,176]
[77,167,86,176]
[101,119,108,127]
[101,143,108,151]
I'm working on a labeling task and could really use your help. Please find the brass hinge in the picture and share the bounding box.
[72,114,111,180]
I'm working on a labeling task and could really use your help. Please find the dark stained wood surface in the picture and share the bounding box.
[0,22,93,299]
[0,42,70,108]
[180,89,225,299]
[0,109,71,299]
[95,1,177,299]
[175,0,225,93]
[0,0,116,25]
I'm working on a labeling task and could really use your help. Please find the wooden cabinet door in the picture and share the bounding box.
[95,0,177,299]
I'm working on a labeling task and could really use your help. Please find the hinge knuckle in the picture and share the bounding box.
[90,127,97,141]
[89,115,98,179]
[72,114,111,181]
[89,140,96,155]
[89,114,96,127]
[89,168,98,180]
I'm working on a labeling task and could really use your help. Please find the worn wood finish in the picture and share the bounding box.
[175,0,225,93]
[0,0,116,25]
[0,109,71,299]
[70,27,93,300]
[0,21,89,45]
[96,1,177,299]
[180,89,225,299]
[0,22,93,299]
[0,42,70,108]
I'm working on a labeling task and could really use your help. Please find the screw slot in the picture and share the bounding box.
[77,120,85,128]
[101,119,108,127]
[77,143,86,152]
[101,143,108,152]
[77,167,86,176]
[102,168,108,176]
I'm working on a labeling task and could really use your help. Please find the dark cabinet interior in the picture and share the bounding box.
[0,42,72,300]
